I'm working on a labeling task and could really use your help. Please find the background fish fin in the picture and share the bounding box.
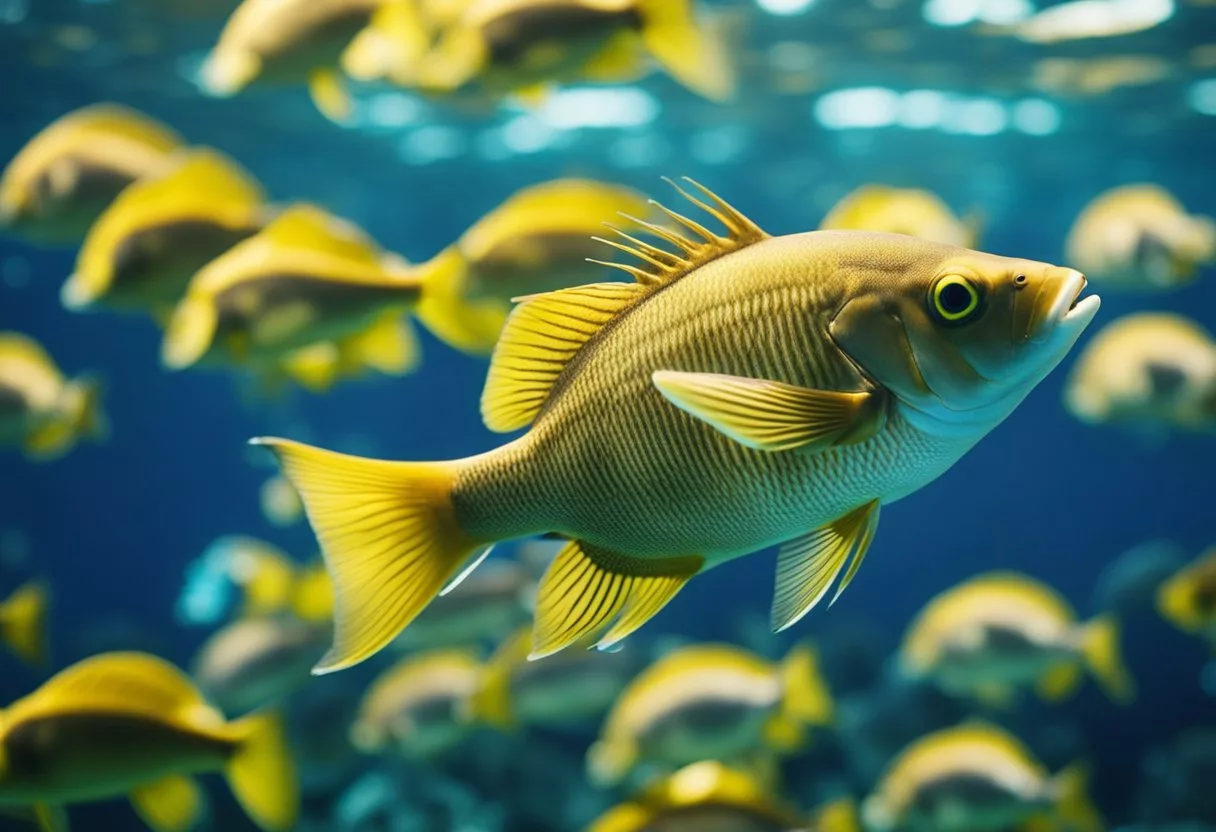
[415,26,487,92]
[778,642,833,726]
[161,296,219,371]
[584,803,651,832]
[413,247,508,355]
[64,104,182,152]
[0,580,50,667]
[973,681,1016,709]
[466,625,531,730]
[129,775,203,832]
[1035,662,1081,702]
[308,68,353,125]
[34,804,69,832]
[581,32,647,83]
[586,737,641,788]
[637,0,736,101]
[1079,615,1135,704]
[814,797,862,832]
[1052,764,1102,832]
[225,711,298,832]
[337,313,421,377]
[259,204,380,264]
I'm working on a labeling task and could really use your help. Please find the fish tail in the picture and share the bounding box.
[249,437,485,673]
[413,246,508,355]
[1079,615,1135,705]
[162,295,219,371]
[466,627,530,730]
[814,797,862,832]
[586,737,639,787]
[778,641,834,727]
[1051,764,1102,832]
[66,376,108,443]
[635,0,736,102]
[225,711,298,832]
[336,313,421,377]
[0,580,49,667]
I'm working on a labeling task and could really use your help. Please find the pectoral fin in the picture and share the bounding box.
[308,68,352,125]
[652,371,885,452]
[129,775,203,832]
[34,804,69,832]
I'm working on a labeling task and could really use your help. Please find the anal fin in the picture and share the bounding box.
[130,775,203,832]
[34,804,69,832]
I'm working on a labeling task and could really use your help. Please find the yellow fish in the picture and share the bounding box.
[862,722,1101,832]
[62,148,268,315]
[403,0,735,104]
[0,104,182,246]
[0,581,49,668]
[341,0,468,86]
[1157,546,1216,650]
[1064,313,1216,433]
[349,649,482,759]
[899,571,1134,706]
[586,760,860,832]
[0,333,107,461]
[0,652,298,832]
[392,560,535,652]
[1066,184,1215,291]
[191,536,303,620]
[254,179,1101,674]
[161,204,422,378]
[820,185,981,249]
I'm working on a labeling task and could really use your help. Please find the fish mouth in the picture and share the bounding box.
[1033,269,1100,341]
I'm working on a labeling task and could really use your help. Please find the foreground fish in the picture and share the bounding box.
[62,149,268,315]
[1066,185,1214,291]
[0,652,298,831]
[392,559,535,652]
[1157,546,1216,651]
[0,105,182,246]
[0,332,107,461]
[588,642,832,787]
[1064,313,1216,433]
[0,580,48,668]
[586,760,860,832]
[819,185,980,249]
[899,571,1134,706]
[161,204,421,377]
[191,615,329,716]
[255,178,1101,674]
[405,0,735,103]
[349,649,482,759]
[415,179,653,354]
[862,722,1101,832]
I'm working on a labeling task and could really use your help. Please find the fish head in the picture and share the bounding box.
[832,247,1100,432]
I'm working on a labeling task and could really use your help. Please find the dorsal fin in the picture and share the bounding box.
[259,204,381,265]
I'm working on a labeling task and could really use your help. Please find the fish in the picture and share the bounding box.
[0,651,298,831]
[587,642,832,787]
[391,559,535,652]
[191,615,329,717]
[0,332,107,461]
[465,623,635,730]
[1157,546,1216,650]
[252,179,1102,675]
[341,0,466,86]
[200,0,394,124]
[413,178,654,354]
[0,581,49,668]
[586,760,860,832]
[400,0,735,104]
[819,185,981,249]
[861,721,1102,832]
[160,204,422,379]
[1091,539,1189,615]
[197,536,305,621]
[983,0,1175,44]
[1064,313,1216,433]
[348,649,482,759]
[0,104,182,246]
[899,571,1135,706]
[61,148,268,316]
[1065,184,1215,291]
[259,474,304,527]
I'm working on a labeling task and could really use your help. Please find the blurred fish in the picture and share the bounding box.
[1092,539,1189,615]
[200,0,395,124]
[0,652,298,831]
[862,721,1102,832]
[341,0,466,85]
[62,148,268,316]
[1066,185,1215,291]
[983,0,1175,44]
[1033,55,1173,97]
[260,473,304,527]
[0,104,182,246]
[0,580,48,668]
[413,178,654,354]
[1158,546,1216,650]
[465,624,635,730]
[899,571,1135,706]
[191,615,329,716]
[0,332,107,461]
[1064,313,1216,433]
[349,649,482,759]
[392,559,535,651]
[254,179,1101,674]
[178,536,302,623]
[585,760,859,832]
[160,204,422,384]
[819,185,981,248]
[586,642,832,787]
[288,559,336,624]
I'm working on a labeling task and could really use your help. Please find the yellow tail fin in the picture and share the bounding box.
[778,642,834,727]
[0,580,49,667]
[1079,615,1135,705]
[250,437,481,673]
[225,711,298,832]
[413,246,509,355]
[1052,764,1102,832]
[636,0,736,102]
[814,797,862,832]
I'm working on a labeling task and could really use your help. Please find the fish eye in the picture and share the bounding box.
[930,274,982,324]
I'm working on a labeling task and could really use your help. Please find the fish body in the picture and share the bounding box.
[0,652,297,831]
[1065,313,1216,432]
[392,560,534,651]
[62,149,267,315]
[0,581,49,668]
[820,185,980,249]
[900,572,1134,705]
[0,333,106,461]
[587,643,832,786]
[256,180,1100,674]
[0,105,182,246]
[862,722,1101,832]
[1158,547,1216,649]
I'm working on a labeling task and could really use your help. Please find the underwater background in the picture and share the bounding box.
[1,0,1215,830]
